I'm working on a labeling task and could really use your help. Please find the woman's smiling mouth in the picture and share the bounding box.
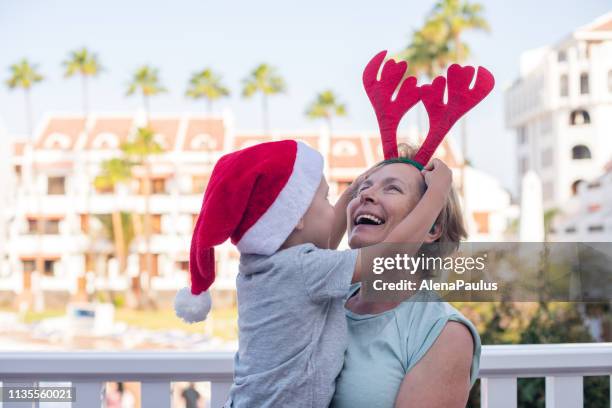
[352,211,386,232]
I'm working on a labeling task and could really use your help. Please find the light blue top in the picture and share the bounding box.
[331,284,481,408]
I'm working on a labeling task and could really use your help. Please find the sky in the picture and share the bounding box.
[1,0,610,194]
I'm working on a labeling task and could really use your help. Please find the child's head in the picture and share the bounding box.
[176,139,324,322]
[280,176,336,250]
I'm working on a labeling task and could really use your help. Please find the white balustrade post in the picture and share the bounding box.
[210,381,232,408]
[481,377,517,408]
[141,381,171,408]
[72,381,104,408]
[545,376,583,408]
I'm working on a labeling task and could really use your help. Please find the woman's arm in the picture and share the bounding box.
[394,321,474,408]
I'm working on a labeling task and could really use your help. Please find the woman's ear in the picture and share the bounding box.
[294,217,305,231]
[423,223,442,243]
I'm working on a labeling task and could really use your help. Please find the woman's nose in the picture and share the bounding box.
[359,188,377,204]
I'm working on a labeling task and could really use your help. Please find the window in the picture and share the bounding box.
[571,180,585,195]
[22,260,35,273]
[565,226,576,234]
[541,148,553,168]
[80,214,89,233]
[517,127,527,144]
[27,218,38,233]
[557,50,567,62]
[44,219,60,234]
[472,212,490,234]
[151,178,167,194]
[519,157,529,175]
[560,74,569,97]
[192,175,209,194]
[571,145,591,160]
[151,214,162,234]
[28,218,61,234]
[139,178,167,194]
[332,141,358,157]
[139,253,159,277]
[176,261,189,272]
[43,259,57,276]
[47,176,66,195]
[588,225,604,232]
[569,109,590,125]
[580,73,589,94]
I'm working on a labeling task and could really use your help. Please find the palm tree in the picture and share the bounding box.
[126,66,166,123]
[400,20,454,131]
[305,89,346,132]
[94,158,133,275]
[402,20,453,79]
[121,127,163,308]
[6,59,44,310]
[62,47,102,115]
[430,0,489,63]
[186,68,230,113]
[63,48,103,301]
[6,59,43,138]
[242,64,286,135]
[428,0,489,206]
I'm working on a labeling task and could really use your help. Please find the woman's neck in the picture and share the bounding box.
[345,289,402,315]
[346,277,426,315]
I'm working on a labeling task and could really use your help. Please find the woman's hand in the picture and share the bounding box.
[346,167,375,199]
[421,159,452,196]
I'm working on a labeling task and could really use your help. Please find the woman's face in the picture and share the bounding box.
[347,163,425,249]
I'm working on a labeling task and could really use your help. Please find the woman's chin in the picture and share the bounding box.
[348,225,387,248]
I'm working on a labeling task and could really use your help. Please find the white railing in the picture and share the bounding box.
[480,343,612,408]
[1,343,611,408]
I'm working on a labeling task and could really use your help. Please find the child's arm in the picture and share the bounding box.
[352,159,452,283]
[328,170,373,250]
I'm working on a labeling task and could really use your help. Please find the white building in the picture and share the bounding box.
[505,13,612,210]
[553,162,612,241]
[1,111,515,309]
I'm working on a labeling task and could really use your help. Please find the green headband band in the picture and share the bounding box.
[380,157,424,171]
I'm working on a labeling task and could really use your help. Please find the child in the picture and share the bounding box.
[174,139,451,407]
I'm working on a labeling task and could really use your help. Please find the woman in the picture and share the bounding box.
[332,146,479,408]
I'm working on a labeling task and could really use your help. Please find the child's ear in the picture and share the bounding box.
[423,223,442,243]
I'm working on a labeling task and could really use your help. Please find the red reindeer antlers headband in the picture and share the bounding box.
[363,50,495,168]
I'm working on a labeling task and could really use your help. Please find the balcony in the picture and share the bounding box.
[1,343,610,407]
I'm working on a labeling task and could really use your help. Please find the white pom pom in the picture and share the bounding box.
[174,287,212,323]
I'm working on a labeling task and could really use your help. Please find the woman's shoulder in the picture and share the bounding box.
[393,293,481,382]
[394,292,471,326]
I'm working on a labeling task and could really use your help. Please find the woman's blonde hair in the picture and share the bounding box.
[374,143,467,255]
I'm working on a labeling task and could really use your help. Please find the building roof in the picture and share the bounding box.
[14,112,462,173]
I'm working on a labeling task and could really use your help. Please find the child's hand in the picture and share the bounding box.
[421,159,452,195]
[347,167,375,198]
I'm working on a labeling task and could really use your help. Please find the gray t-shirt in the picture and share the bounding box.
[225,243,358,408]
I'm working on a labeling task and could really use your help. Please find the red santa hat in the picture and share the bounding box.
[174,139,323,322]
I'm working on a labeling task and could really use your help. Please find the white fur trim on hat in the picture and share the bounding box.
[236,141,323,255]
[174,287,212,323]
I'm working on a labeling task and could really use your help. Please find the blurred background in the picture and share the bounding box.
[1,0,611,406]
